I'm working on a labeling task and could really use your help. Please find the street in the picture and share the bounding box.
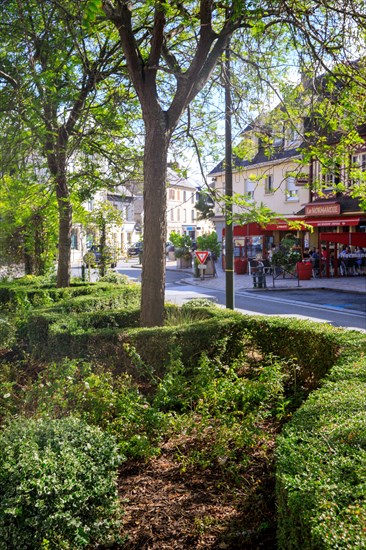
[166,283,366,331]
[73,262,365,331]
[116,264,366,331]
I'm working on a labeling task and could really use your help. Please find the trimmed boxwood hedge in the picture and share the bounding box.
[276,330,366,549]
[24,306,344,392]
[0,281,141,312]
[5,285,366,547]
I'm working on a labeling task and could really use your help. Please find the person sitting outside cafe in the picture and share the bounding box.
[310,248,325,277]
[339,246,358,276]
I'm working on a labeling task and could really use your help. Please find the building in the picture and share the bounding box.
[210,120,310,259]
[166,166,213,240]
[70,184,142,265]
[133,166,214,243]
[210,95,366,272]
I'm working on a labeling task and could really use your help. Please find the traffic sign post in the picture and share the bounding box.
[197,263,207,280]
[195,251,209,264]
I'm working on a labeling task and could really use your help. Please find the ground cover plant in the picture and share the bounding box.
[0,276,365,548]
[0,417,123,549]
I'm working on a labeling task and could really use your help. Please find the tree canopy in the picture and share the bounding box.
[0,0,142,283]
[100,0,366,326]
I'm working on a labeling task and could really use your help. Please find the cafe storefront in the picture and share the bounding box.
[221,198,366,276]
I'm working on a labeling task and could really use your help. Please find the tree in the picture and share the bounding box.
[195,189,215,221]
[0,174,58,275]
[100,2,242,326]
[101,0,365,327]
[84,200,124,276]
[0,0,140,286]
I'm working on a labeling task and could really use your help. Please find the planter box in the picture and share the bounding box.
[296,261,312,280]
[177,257,192,269]
[234,258,248,274]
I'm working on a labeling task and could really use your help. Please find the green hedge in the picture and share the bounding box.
[23,307,345,389]
[276,332,366,549]
[0,281,140,312]
[0,282,95,311]
[25,308,141,357]
[5,282,366,548]
[0,416,122,549]
[24,307,238,365]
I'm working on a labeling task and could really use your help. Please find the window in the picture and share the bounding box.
[87,199,94,211]
[245,178,255,201]
[126,203,134,221]
[273,135,283,147]
[285,123,301,148]
[177,208,180,222]
[324,173,335,189]
[191,192,195,204]
[313,160,339,190]
[191,209,195,222]
[183,209,187,222]
[170,209,174,221]
[351,153,366,185]
[168,189,175,200]
[285,176,298,201]
[265,175,273,194]
[183,190,187,202]
[352,153,366,170]
[71,231,78,250]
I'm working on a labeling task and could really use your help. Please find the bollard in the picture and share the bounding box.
[253,269,266,289]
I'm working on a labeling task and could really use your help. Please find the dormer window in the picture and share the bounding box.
[272,135,283,147]
[285,122,302,148]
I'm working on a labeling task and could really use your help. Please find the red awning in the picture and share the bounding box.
[223,216,362,237]
[320,232,366,247]
[305,217,360,227]
[223,223,269,237]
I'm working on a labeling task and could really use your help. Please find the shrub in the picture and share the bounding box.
[98,270,130,285]
[22,359,164,460]
[0,417,123,549]
[196,232,221,259]
[153,351,294,480]
[276,344,366,549]
[0,318,16,350]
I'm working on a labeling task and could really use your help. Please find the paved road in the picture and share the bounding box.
[167,283,366,330]
[110,264,366,331]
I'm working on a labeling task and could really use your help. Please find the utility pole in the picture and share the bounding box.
[224,39,234,309]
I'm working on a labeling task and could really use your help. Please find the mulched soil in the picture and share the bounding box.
[118,435,277,550]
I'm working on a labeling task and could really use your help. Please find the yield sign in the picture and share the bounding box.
[195,250,209,264]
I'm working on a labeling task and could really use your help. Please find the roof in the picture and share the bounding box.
[167,167,197,189]
[209,145,302,176]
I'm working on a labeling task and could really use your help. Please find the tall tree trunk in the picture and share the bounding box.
[24,252,34,275]
[56,173,72,288]
[99,219,107,277]
[140,118,170,327]
[33,212,46,276]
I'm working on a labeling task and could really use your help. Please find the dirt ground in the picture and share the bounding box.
[118,435,277,550]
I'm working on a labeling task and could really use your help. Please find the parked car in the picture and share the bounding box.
[166,241,174,254]
[127,242,143,257]
[83,245,117,268]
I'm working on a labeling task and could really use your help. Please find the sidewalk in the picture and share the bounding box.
[165,260,366,294]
